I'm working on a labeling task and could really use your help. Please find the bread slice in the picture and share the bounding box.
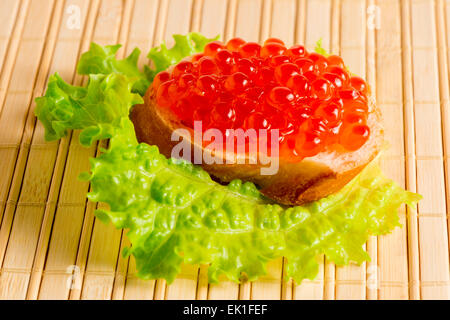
[130,82,383,206]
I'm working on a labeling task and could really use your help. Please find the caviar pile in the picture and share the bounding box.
[153,38,371,161]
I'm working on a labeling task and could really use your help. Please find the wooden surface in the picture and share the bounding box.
[0,0,449,300]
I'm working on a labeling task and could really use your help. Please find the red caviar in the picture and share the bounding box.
[153,37,371,161]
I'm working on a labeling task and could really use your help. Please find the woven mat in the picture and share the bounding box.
[0,0,449,300]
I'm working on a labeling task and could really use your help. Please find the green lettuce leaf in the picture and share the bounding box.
[86,122,421,283]
[34,33,421,284]
[74,33,217,96]
[34,73,142,146]
[314,39,329,57]
[147,33,218,80]
[35,33,217,146]
[77,43,149,96]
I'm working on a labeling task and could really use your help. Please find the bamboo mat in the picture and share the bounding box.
[0,0,449,300]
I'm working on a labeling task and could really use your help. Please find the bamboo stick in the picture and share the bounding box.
[400,0,421,300]
[0,0,60,300]
[190,0,203,32]
[335,0,366,300]
[164,264,199,300]
[446,1,450,82]
[0,0,29,115]
[269,0,296,46]
[200,0,228,40]
[295,0,307,47]
[259,0,271,42]
[78,214,122,300]
[234,0,263,42]
[375,0,409,300]
[435,0,450,283]
[365,0,377,301]
[122,256,155,300]
[224,0,238,41]
[111,234,131,300]
[195,265,208,300]
[0,0,21,76]
[410,0,450,300]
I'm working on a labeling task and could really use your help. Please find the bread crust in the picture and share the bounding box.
[131,85,383,206]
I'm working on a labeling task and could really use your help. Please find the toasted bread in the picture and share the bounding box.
[130,83,383,205]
